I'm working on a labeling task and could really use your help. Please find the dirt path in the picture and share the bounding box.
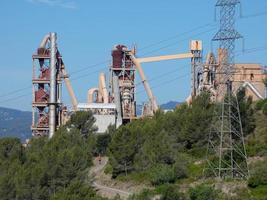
[89,157,133,200]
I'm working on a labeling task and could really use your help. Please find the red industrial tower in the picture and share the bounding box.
[110,45,137,125]
[31,33,65,137]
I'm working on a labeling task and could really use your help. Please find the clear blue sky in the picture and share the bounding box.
[0,0,267,111]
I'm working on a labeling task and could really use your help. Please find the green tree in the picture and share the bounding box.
[263,77,267,87]
[236,88,255,135]
[134,130,176,170]
[0,110,108,200]
[179,92,213,150]
[108,126,141,177]
[50,181,106,200]
[0,138,24,200]
[66,111,97,138]
[96,133,111,155]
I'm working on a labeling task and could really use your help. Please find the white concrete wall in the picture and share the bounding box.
[94,115,116,133]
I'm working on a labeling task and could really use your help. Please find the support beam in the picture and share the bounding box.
[136,53,193,63]
[61,64,78,111]
[49,32,57,139]
[130,53,159,113]
[113,75,122,127]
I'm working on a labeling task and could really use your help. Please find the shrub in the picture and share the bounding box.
[262,102,267,115]
[189,185,218,200]
[128,189,154,200]
[248,160,267,188]
[255,99,267,114]
[149,164,176,186]
[250,185,267,199]
[255,99,266,110]
[160,184,183,200]
[173,154,189,179]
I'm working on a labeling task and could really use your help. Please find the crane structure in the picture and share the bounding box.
[31,33,78,137]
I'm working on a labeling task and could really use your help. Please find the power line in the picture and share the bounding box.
[71,67,107,81]
[139,27,216,57]
[0,64,108,99]
[0,66,107,103]
[3,42,267,102]
[69,60,110,75]
[137,9,267,58]
[0,86,31,98]
[138,23,216,52]
[136,44,267,96]
[235,45,267,57]
[135,64,189,87]
[3,13,267,104]
[0,93,32,104]
[241,11,267,19]
[0,24,215,100]
[136,72,190,95]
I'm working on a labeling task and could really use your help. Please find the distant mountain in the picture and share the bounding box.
[136,104,143,116]
[136,101,182,116]
[160,101,181,110]
[0,107,31,142]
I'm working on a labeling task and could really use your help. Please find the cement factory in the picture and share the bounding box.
[30,11,267,138]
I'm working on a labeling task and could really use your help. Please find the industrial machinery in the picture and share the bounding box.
[31,33,266,138]
[197,49,267,101]
[31,33,78,137]
[110,45,137,124]
[78,45,137,131]
[86,41,203,127]
[77,45,137,131]
[77,72,118,132]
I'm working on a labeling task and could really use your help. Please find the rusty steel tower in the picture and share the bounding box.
[110,45,137,125]
[205,0,249,179]
[31,33,65,138]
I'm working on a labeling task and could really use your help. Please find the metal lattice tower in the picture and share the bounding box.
[205,0,249,179]
[31,33,65,138]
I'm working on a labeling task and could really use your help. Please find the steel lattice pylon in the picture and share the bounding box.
[205,0,249,179]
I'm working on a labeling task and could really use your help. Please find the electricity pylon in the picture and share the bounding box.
[205,0,249,179]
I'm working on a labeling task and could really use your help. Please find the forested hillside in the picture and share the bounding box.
[0,91,267,199]
[0,111,109,200]
[107,90,267,200]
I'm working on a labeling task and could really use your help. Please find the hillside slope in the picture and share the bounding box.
[0,107,31,141]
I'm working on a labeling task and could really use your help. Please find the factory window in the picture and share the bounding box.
[250,73,254,80]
